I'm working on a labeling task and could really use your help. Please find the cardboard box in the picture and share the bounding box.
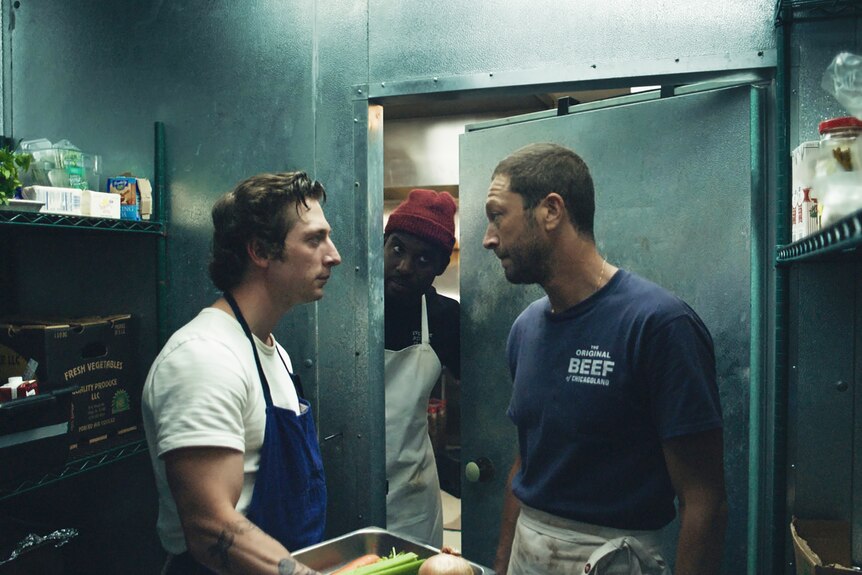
[791,517,857,574]
[0,315,139,446]
[107,176,140,221]
[21,186,118,218]
[81,189,121,219]
[21,185,82,215]
[0,378,38,402]
[791,142,821,241]
[137,178,153,220]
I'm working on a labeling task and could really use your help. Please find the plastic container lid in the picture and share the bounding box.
[818,116,862,134]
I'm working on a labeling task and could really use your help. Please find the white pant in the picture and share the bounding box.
[509,505,673,575]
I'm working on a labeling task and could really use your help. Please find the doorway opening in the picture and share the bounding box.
[380,83,660,550]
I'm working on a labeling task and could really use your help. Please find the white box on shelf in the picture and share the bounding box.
[21,185,82,215]
[81,190,120,219]
[138,178,153,220]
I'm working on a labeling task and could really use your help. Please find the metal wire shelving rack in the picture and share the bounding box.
[774,0,862,25]
[0,122,168,501]
[777,208,862,263]
[0,435,148,502]
[0,210,164,234]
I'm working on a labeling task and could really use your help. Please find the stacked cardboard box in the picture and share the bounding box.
[0,315,139,447]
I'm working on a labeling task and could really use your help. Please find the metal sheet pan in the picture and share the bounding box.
[292,527,493,574]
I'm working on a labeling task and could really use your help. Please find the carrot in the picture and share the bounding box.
[332,553,381,574]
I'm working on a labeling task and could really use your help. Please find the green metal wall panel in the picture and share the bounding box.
[2,0,787,572]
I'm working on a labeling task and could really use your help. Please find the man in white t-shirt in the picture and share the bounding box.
[142,172,341,575]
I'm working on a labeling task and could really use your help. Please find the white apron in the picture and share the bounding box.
[384,295,444,548]
[509,505,672,575]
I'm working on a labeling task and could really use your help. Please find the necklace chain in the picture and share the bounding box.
[595,259,606,294]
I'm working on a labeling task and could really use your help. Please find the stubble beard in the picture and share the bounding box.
[504,229,550,286]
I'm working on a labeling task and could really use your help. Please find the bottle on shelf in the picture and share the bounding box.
[816,116,862,228]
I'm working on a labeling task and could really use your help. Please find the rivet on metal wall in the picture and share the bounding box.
[355,266,360,272]
[835,380,848,392]
[381,82,385,87]
[433,77,438,82]
[354,182,360,187]
[675,58,680,63]
[357,88,363,94]
[304,359,313,367]
[354,118,358,123]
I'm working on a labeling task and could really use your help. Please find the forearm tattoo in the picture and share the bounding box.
[207,519,259,571]
[278,556,321,575]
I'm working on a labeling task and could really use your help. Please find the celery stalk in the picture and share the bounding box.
[344,552,423,575]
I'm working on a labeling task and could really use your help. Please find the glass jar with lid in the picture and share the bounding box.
[816,116,862,227]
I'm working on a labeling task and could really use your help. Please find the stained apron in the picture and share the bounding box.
[384,295,444,548]
[509,505,671,575]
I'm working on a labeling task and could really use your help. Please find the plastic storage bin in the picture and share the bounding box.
[0,386,76,485]
[17,139,101,192]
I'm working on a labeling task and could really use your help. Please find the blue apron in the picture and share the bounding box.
[224,293,327,551]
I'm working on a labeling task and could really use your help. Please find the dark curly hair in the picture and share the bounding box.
[492,143,596,241]
[208,171,327,292]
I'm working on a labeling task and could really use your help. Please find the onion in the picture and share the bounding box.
[418,553,473,575]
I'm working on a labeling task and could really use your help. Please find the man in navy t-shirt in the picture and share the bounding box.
[483,143,727,575]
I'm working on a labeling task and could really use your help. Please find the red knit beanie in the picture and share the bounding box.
[385,189,457,255]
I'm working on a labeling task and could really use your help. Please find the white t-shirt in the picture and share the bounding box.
[141,307,300,554]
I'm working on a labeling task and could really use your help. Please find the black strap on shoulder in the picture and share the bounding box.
[223,292,304,402]
[223,292,274,406]
[275,347,305,400]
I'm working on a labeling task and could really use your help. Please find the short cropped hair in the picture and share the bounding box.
[492,143,595,241]
[208,171,327,292]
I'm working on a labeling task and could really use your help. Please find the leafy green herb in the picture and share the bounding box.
[0,147,32,205]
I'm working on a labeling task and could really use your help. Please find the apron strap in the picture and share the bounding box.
[420,294,430,345]
[278,350,306,400]
[223,292,302,405]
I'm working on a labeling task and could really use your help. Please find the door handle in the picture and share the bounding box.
[465,457,495,483]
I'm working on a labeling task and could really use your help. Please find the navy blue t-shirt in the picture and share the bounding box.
[506,269,722,530]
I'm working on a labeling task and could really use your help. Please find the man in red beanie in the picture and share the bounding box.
[383,188,460,548]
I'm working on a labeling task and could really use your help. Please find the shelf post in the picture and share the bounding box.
[768,7,792,574]
[155,121,169,348]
